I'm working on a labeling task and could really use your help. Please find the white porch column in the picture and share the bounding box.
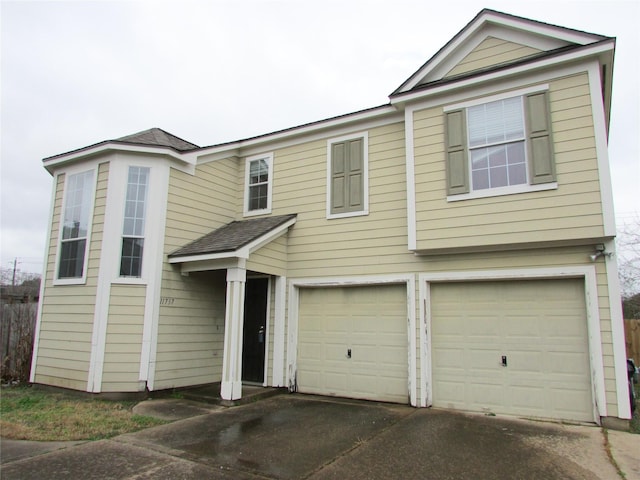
[221,267,246,400]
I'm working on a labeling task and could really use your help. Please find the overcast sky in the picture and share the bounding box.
[1,0,639,275]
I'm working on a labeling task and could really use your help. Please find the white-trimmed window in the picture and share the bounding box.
[468,96,527,190]
[327,132,369,219]
[244,153,273,216]
[444,87,556,201]
[57,169,95,280]
[120,166,149,277]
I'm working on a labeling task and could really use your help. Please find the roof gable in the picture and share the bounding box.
[444,36,542,78]
[393,9,611,95]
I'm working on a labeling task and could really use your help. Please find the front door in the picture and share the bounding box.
[242,277,268,383]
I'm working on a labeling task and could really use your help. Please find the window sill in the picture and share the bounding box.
[327,210,369,220]
[446,182,558,202]
[53,278,87,286]
[244,208,272,217]
[112,277,147,286]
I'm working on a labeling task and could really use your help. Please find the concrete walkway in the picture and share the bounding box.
[1,395,638,479]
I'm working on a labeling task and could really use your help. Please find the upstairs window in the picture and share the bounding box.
[445,89,555,199]
[327,133,368,218]
[468,97,527,190]
[120,166,149,277]
[244,153,273,215]
[58,170,95,280]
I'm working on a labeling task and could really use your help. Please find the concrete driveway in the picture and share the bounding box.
[0,394,627,479]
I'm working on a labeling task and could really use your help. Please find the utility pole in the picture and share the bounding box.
[11,257,19,286]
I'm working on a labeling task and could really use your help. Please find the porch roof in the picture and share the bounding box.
[168,214,297,260]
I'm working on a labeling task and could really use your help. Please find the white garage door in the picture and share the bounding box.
[430,279,593,422]
[297,285,408,403]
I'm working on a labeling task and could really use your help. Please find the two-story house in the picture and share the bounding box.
[30,9,631,425]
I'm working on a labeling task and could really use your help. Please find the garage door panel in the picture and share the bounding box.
[547,352,590,375]
[324,370,348,386]
[325,318,349,334]
[511,386,545,410]
[431,279,593,422]
[433,348,464,369]
[298,285,408,404]
[467,348,502,369]
[298,343,323,361]
[503,316,540,338]
[472,382,507,409]
[553,388,592,413]
[434,380,466,407]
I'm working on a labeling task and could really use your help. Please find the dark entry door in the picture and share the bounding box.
[242,277,268,383]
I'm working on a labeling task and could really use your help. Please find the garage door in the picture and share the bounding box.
[297,285,408,403]
[430,279,593,422]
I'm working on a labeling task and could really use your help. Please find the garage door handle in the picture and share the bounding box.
[347,349,351,359]
[501,355,507,367]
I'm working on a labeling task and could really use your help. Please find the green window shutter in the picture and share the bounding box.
[331,142,346,212]
[445,110,469,195]
[347,139,363,210]
[526,91,556,184]
[331,138,364,214]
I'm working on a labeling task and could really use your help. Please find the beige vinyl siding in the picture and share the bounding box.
[34,162,109,391]
[164,160,237,249]
[413,72,603,252]
[445,37,542,78]
[262,122,409,278]
[246,236,288,277]
[154,270,226,389]
[101,285,145,392]
[154,160,237,389]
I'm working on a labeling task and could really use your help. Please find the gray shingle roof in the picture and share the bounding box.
[116,128,199,151]
[169,214,297,258]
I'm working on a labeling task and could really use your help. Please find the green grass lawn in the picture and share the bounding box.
[0,386,166,441]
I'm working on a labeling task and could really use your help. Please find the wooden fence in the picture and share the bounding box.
[625,319,640,366]
[0,301,37,382]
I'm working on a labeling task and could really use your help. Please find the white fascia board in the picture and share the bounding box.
[400,14,487,92]
[194,106,400,163]
[482,12,605,45]
[43,143,195,175]
[392,40,614,106]
[290,273,414,288]
[169,250,244,265]
[180,258,242,275]
[420,266,593,282]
